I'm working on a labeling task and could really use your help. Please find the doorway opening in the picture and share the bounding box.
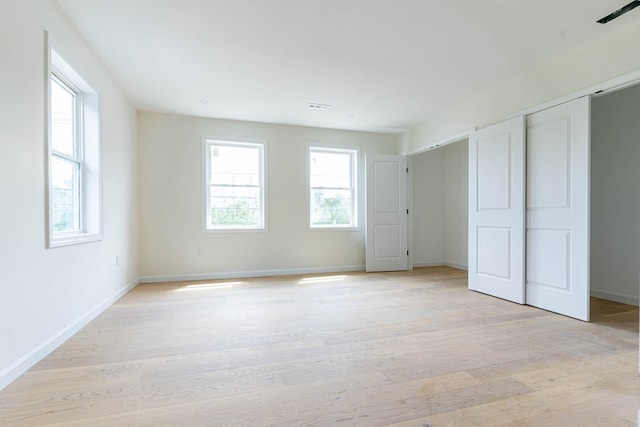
[410,139,468,271]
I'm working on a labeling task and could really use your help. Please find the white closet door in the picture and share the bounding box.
[526,97,590,321]
[365,155,408,272]
[468,116,525,303]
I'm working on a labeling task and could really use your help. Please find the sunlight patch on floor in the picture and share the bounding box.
[298,275,346,284]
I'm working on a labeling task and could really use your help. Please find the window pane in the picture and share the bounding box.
[210,145,260,186]
[51,77,75,156]
[210,185,261,227]
[309,147,357,228]
[310,151,351,188]
[206,141,264,229]
[51,156,80,232]
[310,189,353,226]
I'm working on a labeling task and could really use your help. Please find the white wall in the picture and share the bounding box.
[138,112,399,280]
[411,140,468,268]
[590,84,640,305]
[406,21,640,152]
[0,1,139,389]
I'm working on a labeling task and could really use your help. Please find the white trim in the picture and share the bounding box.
[307,144,360,230]
[508,69,640,119]
[0,278,139,391]
[590,288,639,307]
[139,265,365,284]
[443,262,468,271]
[407,128,475,156]
[47,33,103,248]
[307,226,360,232]
[413,262,468,271]
[202,136,267,232]
[412,262,446,268]
[48,232,102,248]
[407,155,413,270]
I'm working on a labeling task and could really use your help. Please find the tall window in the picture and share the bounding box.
[50,75,81,233]
[204,139,265,230]
[48,44,101,248]
[309,147,358,228]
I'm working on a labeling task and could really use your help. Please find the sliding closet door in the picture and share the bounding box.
[468,116,525,303]
[526,97,590,321]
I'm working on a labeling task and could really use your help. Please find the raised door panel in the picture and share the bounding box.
[526,229,570,290]
[477,227,511,279]
[477,134,511,210]
[469,116,525,304]
[527,118,570,210]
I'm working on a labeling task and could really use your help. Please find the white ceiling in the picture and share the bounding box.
[58,0,637,134]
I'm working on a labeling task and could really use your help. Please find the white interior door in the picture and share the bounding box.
[365,155,408,272]
[525,97,590,321]
[468,116,525,303]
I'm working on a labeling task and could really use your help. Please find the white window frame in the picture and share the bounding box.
[308,145,359,230]
[47,35,102,248]
[203,137,267,231]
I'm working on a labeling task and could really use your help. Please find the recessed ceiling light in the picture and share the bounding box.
[308,103,330,110]
[199,99,209,104]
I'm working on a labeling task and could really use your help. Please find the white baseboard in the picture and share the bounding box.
[590,288,639,306]
[139,265,366,284]
[0,278,139,391]
[413,262,468,271]
[443,262,468,271]
[413,262,445,268]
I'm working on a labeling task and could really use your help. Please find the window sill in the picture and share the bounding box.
[49,232,103,248]
[203,227,267,233]
[309,226,360,231]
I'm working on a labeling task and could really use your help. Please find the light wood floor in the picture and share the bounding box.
[1,267,638,426]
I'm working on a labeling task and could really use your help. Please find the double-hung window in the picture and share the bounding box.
[309,147,358,228]
[50,74,81,233]
[47,44,101,247]
[204,139,266,230]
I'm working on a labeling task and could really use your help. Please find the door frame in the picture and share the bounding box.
[407,134,471,272]
[407,155,414,270]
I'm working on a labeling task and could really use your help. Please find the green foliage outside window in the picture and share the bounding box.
[312,193,351,225]
[52,187,75,231]
[210,199,259,226]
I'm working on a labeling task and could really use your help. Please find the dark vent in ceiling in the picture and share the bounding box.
[597,1,640,24]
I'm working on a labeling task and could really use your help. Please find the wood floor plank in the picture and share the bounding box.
[0,267,637,426]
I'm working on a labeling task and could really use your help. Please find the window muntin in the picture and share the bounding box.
[47,42,102,248]
[309,147,357,228]
[205,140,265,230]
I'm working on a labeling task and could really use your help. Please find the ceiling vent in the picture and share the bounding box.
[308,103,331,110]
[597,0,640,23]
